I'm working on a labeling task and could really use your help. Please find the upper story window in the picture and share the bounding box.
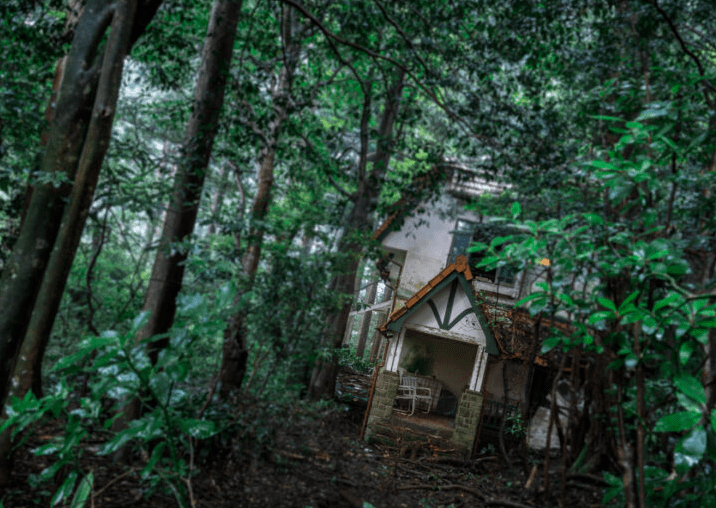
[450,219,517,286]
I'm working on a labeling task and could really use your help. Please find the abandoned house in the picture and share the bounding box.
[347,163,562,455]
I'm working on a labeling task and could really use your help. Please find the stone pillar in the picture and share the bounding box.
[364,369,400,439]
[451,389,484,453]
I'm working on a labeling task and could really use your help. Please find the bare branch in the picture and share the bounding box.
[327,173,354,200]
[648,0,716,107]
[279,0,498,146]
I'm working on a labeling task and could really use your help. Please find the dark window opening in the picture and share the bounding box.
[450,219,517,286]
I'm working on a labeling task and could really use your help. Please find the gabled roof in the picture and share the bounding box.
[379,256,499,355]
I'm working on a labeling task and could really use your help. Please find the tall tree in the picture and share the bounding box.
[0,0,164,486]
[219,4,308,395]
[134,0,242,367]
[308,67,405,399]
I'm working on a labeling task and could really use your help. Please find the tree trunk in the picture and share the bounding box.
[104,4,244,457]
[136,0,243,366]
[218,5,301,396]
[207,163,230,235]
[0,0,164,487]
[307,69,405,400]
[11,0,139,404]
[219,150,279,396]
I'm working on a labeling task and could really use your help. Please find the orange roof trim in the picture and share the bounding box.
[378,255,473,333]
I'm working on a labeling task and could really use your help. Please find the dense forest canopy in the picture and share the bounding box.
[0,0,715,506]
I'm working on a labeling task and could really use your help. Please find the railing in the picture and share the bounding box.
[444,166,508,200]
[480,399,520,431]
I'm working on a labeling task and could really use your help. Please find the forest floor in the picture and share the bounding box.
[2,373,607,507]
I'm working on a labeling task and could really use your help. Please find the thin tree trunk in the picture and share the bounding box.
[308,69,405,400]
[498,362,512,468]
[136,0,243,367]
[218,5,301,396]
[0,0,164,405]
[207,163,230,235]
[107,4,243,457]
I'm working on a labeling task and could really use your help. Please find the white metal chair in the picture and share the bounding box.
[395,380,416,415]
[396,373,432,415]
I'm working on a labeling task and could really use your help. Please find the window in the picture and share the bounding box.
[450,220,517,286]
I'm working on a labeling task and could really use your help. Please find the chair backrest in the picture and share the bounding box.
[402,375,417,388]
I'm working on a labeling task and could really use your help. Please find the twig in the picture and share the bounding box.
[184,438,196,507]
[196,375,219,420]
[566,472,609,487]
[397,482,486,500]
[279,0,500,147]
[93,467,136,497]
[648,0,716,106]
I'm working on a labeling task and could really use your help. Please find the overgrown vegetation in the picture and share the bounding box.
[1,0,715,507]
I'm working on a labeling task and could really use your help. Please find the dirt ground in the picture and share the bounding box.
[1,398,608,508]
[2,370,607,508]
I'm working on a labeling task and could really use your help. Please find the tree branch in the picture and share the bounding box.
[648,0,716,107]
[279,0,500,147]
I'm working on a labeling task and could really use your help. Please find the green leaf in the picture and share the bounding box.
[675,375,706,405]
[70,472,93,508]
[675,426,706,472]
[511,201,521,218]
[582,213,604,225]
[601,471,622,504]
[534,281,549,292]
[556,293,573,306]
[590,160,618,171]
[679,342,695,365]
[617,291,639,314]
[654,411,700,432]
[645,246,669,261]
[589,311,615,325]
[466,241,488,253]
[140,442,167,480]
[51,470,78,507]
[515,292,547,307]
[654,293,680,313]
[489,235,513,249]
[130,311,150,335]
[541,336,561,353]
[592,114,624,123]
[98,422,145,455]
[177,418,216,439]
[597,297,617,312]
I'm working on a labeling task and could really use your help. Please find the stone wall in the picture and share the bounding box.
[364,369,400,439]
[451,389,484,452]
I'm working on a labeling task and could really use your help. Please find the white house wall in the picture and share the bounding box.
[382,195,480,302]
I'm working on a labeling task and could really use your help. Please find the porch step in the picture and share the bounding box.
[369,413,465,456]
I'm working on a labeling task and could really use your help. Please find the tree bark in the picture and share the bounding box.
[307,69,405,400]
[11,0,139,403]
[219,5,301,396]
[0,0,164,487]
[137,0,243,366]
